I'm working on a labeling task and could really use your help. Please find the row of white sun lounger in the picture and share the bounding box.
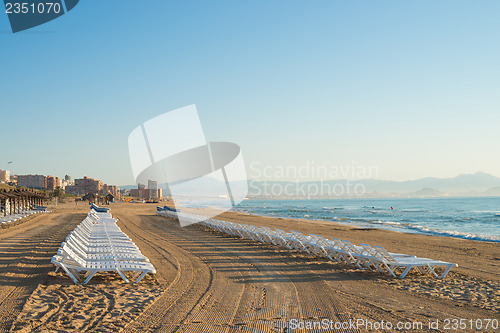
[158,210,457,279]
[52,208,156,284]
[0,208,50,224]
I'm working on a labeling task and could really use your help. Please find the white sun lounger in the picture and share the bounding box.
[52,243,155,284]
[53,208,155,284]
[166,211,457,279]
[372,245,457,279]
[63,238,149,261]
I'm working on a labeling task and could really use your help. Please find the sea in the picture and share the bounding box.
[233,197,500,243]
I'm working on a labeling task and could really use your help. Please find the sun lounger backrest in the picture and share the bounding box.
[341,240,361,254]
[309,234,325,246]
[373,245,396,262]
[360,243,377,256]
[330,238,346,250]
[61,243,86,267]
[66,236,88,252]
[63,240,88,259]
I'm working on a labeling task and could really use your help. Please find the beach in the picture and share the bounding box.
[0,201,498,332]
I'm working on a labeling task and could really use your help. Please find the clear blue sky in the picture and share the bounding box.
[1,1,499,185]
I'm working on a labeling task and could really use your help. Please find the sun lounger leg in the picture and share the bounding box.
[134,271,148,283]
[399,266,413,279]
[437,264,454,278]
[374,263,385,274]
[346,254,357,266]
[83,270,98,284]
[355,259,365,270]
[116,269,129,283]
[383,263,397,278]
[61,265,79,284]
[323,250,335,262]
[416,266,429,275]
[69,268,81,281]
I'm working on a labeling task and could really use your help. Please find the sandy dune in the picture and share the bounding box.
[0,201,498,332]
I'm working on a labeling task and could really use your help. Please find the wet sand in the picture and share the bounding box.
[1,201,498,332]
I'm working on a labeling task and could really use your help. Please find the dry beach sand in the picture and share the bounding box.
[0,201,498,332]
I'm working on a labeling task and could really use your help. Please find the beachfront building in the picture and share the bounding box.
[8,175,17,186]
[130,183,146,199]
[61,176,73,190]
[46,176,62,190]
[64,186,76,195]
[129,182,161,200]
[101,184,119,197]
[0,170,10,184]
[130,188,140,198]
[148,180,158,200]
[61,180,69,190]
[65,176,103,195]
[17,174,47,189]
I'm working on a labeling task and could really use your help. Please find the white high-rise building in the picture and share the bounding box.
[148,180,158,199]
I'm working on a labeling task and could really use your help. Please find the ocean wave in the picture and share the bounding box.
[472,210,499,213]
[356,219,500,243]
[400,209,428,213]
[372,220,401,226]
[412,226,500,242]
[233,203,500,243]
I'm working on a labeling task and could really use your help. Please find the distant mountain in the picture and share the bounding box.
[119,185,139,191]
[412,188,444,197]
[351,171,500,193]
[247,171,500,198]
[484,187,500,196]
[120,171,500,198]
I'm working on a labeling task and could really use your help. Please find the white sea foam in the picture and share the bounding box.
[356,219,500,242]
[234,198,500,243]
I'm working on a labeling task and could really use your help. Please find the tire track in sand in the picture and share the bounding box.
[116,214,261,332]
[0,213,82,332]
[115,212,317,332]
[116,213,214,332]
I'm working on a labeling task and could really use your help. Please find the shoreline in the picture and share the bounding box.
[206,207,500,282]
[163,200,499,281]
[231,207,500,243]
